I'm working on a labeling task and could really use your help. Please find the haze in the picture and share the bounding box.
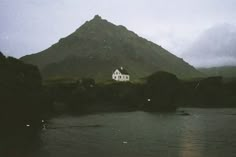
[1,0,236,67]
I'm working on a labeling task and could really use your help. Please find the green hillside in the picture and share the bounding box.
[21,15,201,81]
[199,66,236,78]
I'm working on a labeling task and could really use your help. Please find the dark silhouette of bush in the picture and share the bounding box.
[195,76,223,107]
[179,76,236,108]
[0,52,48,131]
[224,80,236,106]
[66,81,142,113]
[143,71,180,111]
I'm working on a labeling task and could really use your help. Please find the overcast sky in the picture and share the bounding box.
[1,0,236,67]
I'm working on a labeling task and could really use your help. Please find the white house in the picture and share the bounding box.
[112,67,130,82]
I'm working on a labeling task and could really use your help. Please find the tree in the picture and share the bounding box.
[144,71,180,111]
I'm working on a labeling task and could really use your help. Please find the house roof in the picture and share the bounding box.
[115,67,129,75]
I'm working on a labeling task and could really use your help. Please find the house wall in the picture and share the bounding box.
[112,70,130,82]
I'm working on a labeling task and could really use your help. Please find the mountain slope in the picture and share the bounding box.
[198,66,236,78]
[21,15,201,80]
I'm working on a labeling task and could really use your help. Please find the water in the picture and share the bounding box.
[3,108,236,157]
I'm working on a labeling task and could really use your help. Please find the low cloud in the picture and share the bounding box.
[182,24,236,67]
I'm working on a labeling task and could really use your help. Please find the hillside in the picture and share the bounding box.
[198,66,236,78]
[21,15,201,80]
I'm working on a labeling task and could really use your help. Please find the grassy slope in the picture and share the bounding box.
[198,66,236,78]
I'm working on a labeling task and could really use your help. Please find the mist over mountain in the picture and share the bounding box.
[198,66,236,78]
[21,15,201,80]
[182,24,236,68]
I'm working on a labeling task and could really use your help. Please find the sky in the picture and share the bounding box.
[183,23,236,67]
[0,0,236,67]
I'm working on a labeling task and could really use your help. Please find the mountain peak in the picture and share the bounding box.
[21,16,202,80]
[93,15,102,20]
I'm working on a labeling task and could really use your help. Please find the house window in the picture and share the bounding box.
[126,76,128,79]
[119,76,121,79]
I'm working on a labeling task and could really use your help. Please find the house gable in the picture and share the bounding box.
[112,67,130,82]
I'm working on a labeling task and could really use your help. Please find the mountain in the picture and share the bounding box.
[198,66,236,78]
[21,15,201,81]
[182,24,236,67]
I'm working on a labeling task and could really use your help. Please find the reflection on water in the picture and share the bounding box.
[178,109,236,157]
[1,108,236,157]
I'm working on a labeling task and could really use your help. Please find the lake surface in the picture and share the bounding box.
[3,108,236,157]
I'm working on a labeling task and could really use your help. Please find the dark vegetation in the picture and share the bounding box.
[179,76,236,107]
[45,72,236,115]
[43,72,184,114]
[0,52,50,132]
[1,51,236,133]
